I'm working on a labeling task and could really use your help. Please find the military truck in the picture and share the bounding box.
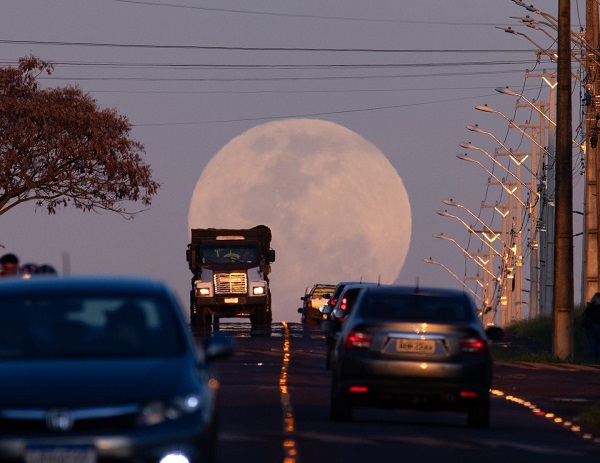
[186,225,275,327]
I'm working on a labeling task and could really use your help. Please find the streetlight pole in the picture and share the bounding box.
[584,0,600,304]
[554,0,574,360]
[482,81,558,318]
[460,141,529,321]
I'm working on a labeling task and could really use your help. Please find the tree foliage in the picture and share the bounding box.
[0,56,159,218]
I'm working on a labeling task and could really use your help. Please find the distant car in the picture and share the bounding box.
[298,283,336,324]
[321,281,374,315]
[321,283,379,369]
[0,275,233,463]
[328,285,503,428]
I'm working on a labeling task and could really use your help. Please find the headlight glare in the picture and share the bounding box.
[139,394,202,426]
[140,401,166,426]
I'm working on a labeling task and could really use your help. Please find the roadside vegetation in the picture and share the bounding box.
[490,306,594,364]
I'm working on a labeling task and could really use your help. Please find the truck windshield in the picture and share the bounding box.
[202,245,259,264]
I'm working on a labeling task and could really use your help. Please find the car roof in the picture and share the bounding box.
[310,283,336,290]
[360,285,473,300]
[0,275,171,296]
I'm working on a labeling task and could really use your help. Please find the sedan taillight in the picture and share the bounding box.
[345,329,373,349]
[340,297,347,311]
[460,335,488,354]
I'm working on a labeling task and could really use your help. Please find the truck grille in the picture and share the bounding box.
[214,272,247,294]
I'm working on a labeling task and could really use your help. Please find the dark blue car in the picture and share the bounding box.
[0,275,232,463]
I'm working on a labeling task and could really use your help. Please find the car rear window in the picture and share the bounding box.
[312,286,335,299]
[359,293,476,322]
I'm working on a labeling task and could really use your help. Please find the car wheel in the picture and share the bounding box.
[325,348,332,370]
[467,400,490,429]
[330,378,352,421]
[331,393,352,421]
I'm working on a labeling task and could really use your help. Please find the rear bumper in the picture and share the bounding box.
[306,307,328,322]
[334,356,492,411]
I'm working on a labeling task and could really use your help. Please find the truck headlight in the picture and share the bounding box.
[194,281,212,297]
[252,286,265,295]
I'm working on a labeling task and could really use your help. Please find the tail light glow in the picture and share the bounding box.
[460,336,488,354]
[340,297,348,311]
[349,386,368,393]
[345,329,373,349]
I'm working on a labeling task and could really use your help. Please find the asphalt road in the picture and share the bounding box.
[193,321,600,463]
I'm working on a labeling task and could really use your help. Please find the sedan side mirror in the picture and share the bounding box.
[485,325,504,342]
[319,305,332,315]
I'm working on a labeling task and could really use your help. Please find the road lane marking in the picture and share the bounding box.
[280,321,299,463]
[491,389,600,443]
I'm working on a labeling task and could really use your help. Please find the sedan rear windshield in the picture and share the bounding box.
[359,293,477,323]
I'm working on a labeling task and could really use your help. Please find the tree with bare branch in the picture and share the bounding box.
[0,56,159,218]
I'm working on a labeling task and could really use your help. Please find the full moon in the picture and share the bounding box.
[188,119,411,322]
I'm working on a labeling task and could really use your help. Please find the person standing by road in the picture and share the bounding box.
[582,292,600,360]
[0,253,19,277]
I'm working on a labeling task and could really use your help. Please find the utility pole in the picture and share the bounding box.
[585,0,600,303]
[554,0,574,359]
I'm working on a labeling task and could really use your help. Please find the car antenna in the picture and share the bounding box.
[377,275,381,286]
[415,277,420,292]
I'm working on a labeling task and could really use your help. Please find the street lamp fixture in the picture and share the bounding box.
[510,1,558,28]
[497,27,557,62]
[474,104,554,160]
[422,257,485,304]
[432,233,500,281]
[442,199,501,242]
[456,154,526,206]
[495,87,556,126]
[467,124,530,168]
[459,142,534,193]
[436,210,503,257]
[494,87,584,151]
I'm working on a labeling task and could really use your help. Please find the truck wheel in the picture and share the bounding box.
[193,306,212,327]
[251,305,271,327]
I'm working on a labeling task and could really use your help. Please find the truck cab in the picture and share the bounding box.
[186,226,275,328]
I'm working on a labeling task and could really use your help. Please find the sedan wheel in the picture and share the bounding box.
[330,392,352,421]
[467,400,490,429]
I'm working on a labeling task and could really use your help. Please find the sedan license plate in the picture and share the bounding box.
[25,445,96,463]
[224,297,239,304]
[395,339,435,353]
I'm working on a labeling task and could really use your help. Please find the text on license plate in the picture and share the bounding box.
[25,446,96,463]
[395,339,435,353]
[224,297,239,303]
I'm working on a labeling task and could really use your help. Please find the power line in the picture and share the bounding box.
[107,0,512,26]
[0,39,537,54]
[39,68,536,83]
[0,59,539,70]
[132,92,499,127]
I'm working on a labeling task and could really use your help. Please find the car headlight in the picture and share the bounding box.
[138,393,203,426]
